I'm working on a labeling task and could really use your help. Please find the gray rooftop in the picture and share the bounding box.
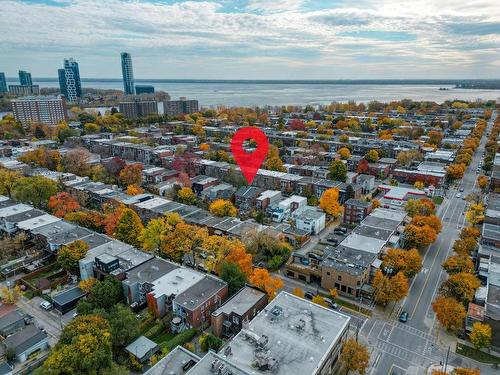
[186,351,249,375]
[52,287,86,306]
[3,325,47,355]
[174,275,227,311]
[124,257,179,285]
[212,286,266,317]
[144,346,200,375]
[218,291,350,375]
[0,310,25,331]
[125,336,159,360]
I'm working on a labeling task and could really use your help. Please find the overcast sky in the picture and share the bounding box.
[1,0,499,79]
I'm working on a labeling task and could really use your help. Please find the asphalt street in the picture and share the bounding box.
[363,112,497,375]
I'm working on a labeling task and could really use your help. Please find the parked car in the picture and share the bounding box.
[304,291,315,300]
[326,237,339,245]
[459,187,464,192]
[334,227,347,235]
[456,193,461,198]
[399,311,409,323]
[197,264,208,273]
[324,298,338,310]
[39,301,53,311]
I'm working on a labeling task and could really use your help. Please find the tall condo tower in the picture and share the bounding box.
[18,70,33,86]
[121,52,135,95]
[58,58,82,102]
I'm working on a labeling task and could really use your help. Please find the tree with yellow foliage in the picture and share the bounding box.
[440,272,480,305]
[373,270,408,305]
[0,285,22,304]
[466,203,485,225]
[125,184,144,196]
[470,322,491,350]
[452,369,480,375]
[58,240,89,272]
[371,199,381,209]
[249,268,284,299]
[209,199,238,217]
[414,181,425,190]
[340,337,370,375]
[312,295,328,307]
[78,277,97,293]
[319,188,342,218]
[382,248,422,278]
[177,187,196,205]
[199,143,210,151]
[293,287,304,298]
[337,147,351,160]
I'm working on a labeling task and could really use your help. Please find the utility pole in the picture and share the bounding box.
[443,345,450,373]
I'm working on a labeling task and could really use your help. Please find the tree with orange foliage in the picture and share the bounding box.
[378,130,393,140]
[432,296,466,332]
[460,226,480,240]
[199,143,210,151]
[477,175,489,191]
[249,268,284,299]
[119,163,143,186]
[373,270,408,305]
[293,287,305,298]
[452,369,480,375]
[357,159,369,174]
[319,188,342,217]
[337,147,351,160]
[371,199,381,209]
[18,147,61,170]
[427,130,443,146]
[48,192,80,218]
[103,204,125,236]
[222,243,253,277]
[447,163,466,181]
[411,215,442,234]
[405,198,435,217]
[65,210,105,233]
[340,338,370,375]
[440,272,480,304]
[125,184,144,196]
[404,223,437,248]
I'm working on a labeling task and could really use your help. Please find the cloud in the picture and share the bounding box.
[0,0,499,79]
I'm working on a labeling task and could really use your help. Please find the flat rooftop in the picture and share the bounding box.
[144,346,200,375]
[213,286,266,317]
[124,257,179,285]
[174,275,227,311]
[219,291,350,375]
[339,233,386,254]
[150,267,204,299]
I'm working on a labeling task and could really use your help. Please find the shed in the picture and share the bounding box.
[125,336,160,363]
[51,287,86,314]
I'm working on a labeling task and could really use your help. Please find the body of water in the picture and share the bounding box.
[6,78,500,107]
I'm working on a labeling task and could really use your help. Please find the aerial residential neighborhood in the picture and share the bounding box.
[1,1,500,375]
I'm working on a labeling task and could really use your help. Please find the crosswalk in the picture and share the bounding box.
[392,321,437,342]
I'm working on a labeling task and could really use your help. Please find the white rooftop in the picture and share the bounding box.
[17,214,61,231]
[150,267,204,299]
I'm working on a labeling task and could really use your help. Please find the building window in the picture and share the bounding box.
[338,276,342,281]
[326,272,331,276]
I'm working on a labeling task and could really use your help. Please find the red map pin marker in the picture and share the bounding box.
[230,127,269,185]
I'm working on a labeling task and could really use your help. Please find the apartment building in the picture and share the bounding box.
[12,95,67,126]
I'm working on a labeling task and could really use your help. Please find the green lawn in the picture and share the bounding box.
[456,343,500,364]
[432,196,444,205]
[149,331,175,345]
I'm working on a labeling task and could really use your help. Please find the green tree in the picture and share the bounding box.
[220,262,247,295]
[13,176,58,208]
[328,160,347,182]
[106,304,140,349]
[114,208,144,247]
[85,276,124,311]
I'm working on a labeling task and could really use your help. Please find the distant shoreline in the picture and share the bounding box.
[5,78,500,87]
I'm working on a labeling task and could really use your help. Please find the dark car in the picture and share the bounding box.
[326,237,339,245]
[399,311,409,323]
[304,291,315,300]
[334,227,347,235]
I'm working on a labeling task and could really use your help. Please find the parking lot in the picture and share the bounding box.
[16,296,76,346]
